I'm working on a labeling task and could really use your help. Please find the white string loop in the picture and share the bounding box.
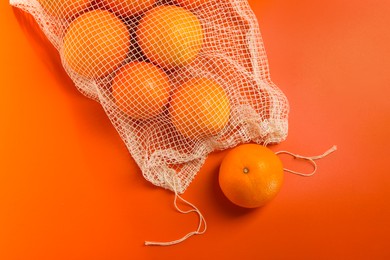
[144,171,207,246]
[276,145,337,176]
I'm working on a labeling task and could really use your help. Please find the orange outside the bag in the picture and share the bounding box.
[219,144,284,208]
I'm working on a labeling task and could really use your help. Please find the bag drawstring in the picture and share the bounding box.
[276,145,337,176]
[144,172,207,246]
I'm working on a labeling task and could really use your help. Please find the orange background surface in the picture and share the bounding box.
[1,0,390,259]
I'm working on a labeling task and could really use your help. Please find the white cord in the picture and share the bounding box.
[276,145,337,176]
[145,171,207,246]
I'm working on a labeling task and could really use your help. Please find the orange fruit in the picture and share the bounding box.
[62,10,130,79]
[112,61,171,119]
[38,0,92,19]
[102,0,157,17]
[219,144,284,208]
[136,5,203,69]
[170,77,230,139]
[176,0,214,9]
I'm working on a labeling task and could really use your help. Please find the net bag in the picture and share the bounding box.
[10,0,289,243]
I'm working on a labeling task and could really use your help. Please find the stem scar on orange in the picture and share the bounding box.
[219,144,284,208]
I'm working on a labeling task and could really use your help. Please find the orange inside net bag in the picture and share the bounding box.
[10,0,289,244]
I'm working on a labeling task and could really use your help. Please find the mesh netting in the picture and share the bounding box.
[10,0,289,194]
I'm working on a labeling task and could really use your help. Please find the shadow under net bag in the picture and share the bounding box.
[10,0,289,245]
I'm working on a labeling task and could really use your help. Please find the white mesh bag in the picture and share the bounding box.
[10,0,289,244]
